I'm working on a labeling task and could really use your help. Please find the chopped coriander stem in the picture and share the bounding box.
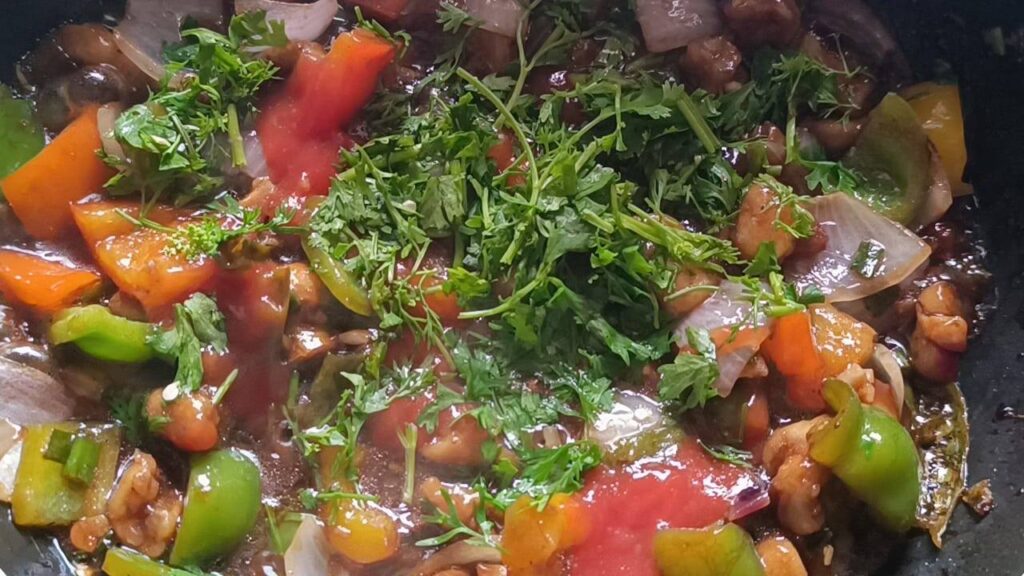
[227,103,246,168]
[677,91,720,155]
[398,423,418,505]
[665,284,720,302]
[580,209,614,234]
[498,10,533,129]
[115,209,176,234]
[456,68,540,198]
[458,264,551,320]
[212,368,240,406]
[315,491,380,503]
[43,429,74,463]
[63,438,101,485]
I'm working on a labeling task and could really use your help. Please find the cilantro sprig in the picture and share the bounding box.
[105,11,286,204]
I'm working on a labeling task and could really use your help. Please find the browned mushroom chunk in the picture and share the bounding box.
[678,36,748,95]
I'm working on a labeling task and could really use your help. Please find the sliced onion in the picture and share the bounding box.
[237,0,338,42]
[409,540,502,576]
[675,280,766,336]
[0,438,22,503]
[0,419,19,461]
[870,344,905,415]
[97,103,126,162]
[635,0,723,53]
[727,478,772,521]
[284,514,334,576]
[675,281,772,398]
[114,0,226,81]
[240,130,270,179]
[587,391,668,453]
[0,357,76,425]
[805,0,911,83]
[784,194,932,303]
[459,0,526,38]
[713,329,771,398]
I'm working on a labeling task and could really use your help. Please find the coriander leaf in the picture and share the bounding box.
[657,328,720,411]
[496,441,603,509]
[108,12,281,203]
[443,267,492,303]
[851,239,886,278]
[698,440,754,468]
[149,293,228,393]
[756,174,815,239]
[745,242,781,277]
[181,293,228,352]
[658,354,719,410]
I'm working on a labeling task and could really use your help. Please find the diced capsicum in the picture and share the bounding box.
[808,379,921,532]
[903,82,971,196]
[102,547,200,576]
[0,84,44,179]
[49,305,155,363]
[301,238,373,317]
[11,423,120,527]
[653,522,765,576]
[169,449,261,568]
[0,105,113,239]
[0,249,102,315]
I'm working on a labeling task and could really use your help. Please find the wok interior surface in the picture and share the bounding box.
[0,0,1023,575]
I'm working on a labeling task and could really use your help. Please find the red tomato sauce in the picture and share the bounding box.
[568,440,764,576]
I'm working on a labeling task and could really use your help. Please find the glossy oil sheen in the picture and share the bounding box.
[1,1,1023,575]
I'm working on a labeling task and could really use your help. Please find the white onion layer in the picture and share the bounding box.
[236,0,338,42]
[785,193,932,303]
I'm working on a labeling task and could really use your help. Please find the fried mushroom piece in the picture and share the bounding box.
[763,418,830,536]
[733,181,798,261]
[757,536,809,576]
[911,281,968,382]
[723,0,802,49]
[678,36,748,95]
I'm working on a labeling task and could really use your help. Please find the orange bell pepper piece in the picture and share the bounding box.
[1,107,113,240]
[762,311,826,412]
[503,494,589,576]
[92,229,216,318]
[71,201,183,246]
[0,249,101,314]
[71,201,215,317]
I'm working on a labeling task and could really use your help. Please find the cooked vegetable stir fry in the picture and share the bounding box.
[0,1,992,575]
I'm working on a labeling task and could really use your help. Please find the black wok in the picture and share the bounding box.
[1,0,1022,574]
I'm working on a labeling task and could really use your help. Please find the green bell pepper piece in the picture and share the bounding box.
[103,547,205,576]
[11,423,120,527]
[653,523,765,576]
[301,237,373,317]
[0,84,44,180]
[170,449,261,568]
[809,379,921,532]
[841,93,933,228]
[49,305,155,363]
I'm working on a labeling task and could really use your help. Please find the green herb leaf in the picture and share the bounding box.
[851,239,887,278]
[148,293,228,393]
[658,328,720,411]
